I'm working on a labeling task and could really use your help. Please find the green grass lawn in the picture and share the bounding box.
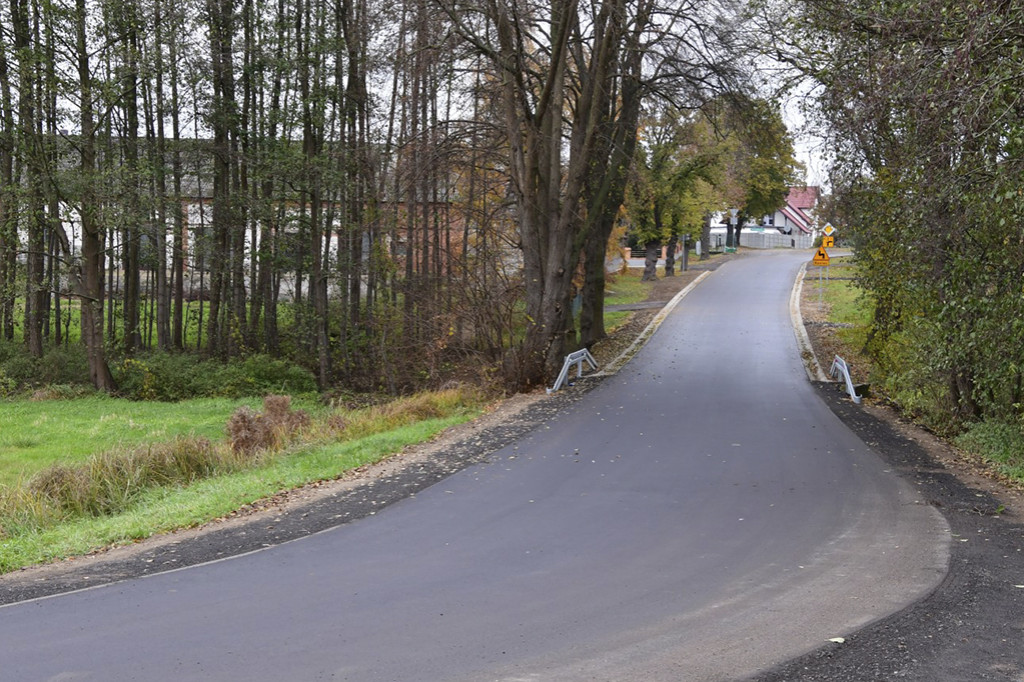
[806,259,876,376]
[603,270,649,331]
[0,395,320,487]
[0,389,482,572]
[0,413,472,572]
[603,270,650,307]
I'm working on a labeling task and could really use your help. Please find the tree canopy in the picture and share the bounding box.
[761,0,1024,426]
[625,96,801,274]
[0,0,786,394]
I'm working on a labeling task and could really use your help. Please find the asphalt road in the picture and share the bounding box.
[0,251,950,681]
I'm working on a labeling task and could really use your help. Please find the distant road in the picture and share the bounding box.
[0,250,948,681]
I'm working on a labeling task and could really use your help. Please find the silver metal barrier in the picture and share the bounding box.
[547,349,599,394]
[830,355,862,404]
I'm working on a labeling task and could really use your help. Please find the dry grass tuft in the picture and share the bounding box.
[25,436,221,518]
[227,395,310,456]
[341,386,482,439]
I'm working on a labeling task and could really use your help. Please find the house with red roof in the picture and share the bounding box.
[769,186,820,235]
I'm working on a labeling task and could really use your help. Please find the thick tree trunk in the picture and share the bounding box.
[664,233,678,276]
[578,28,644,348]
[578,225,609,348]
[642,240,661,281]
[700,212,712,260]
[489,0,653,386]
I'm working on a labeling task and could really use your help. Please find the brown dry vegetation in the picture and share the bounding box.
[226,395,311,456]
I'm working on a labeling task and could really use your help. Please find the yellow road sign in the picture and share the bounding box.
[813,247,830,266]
[822,235,835,248]
[823,223,836,237]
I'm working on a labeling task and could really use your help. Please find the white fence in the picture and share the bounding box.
[707,228,815,250]
[739,231,815,250]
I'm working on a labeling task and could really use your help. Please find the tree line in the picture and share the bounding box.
[760,0,1024,427]
[1,0,796,394]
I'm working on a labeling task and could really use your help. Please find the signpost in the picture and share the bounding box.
[814,224,837,307]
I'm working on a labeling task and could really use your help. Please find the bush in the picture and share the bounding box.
[955,420,1024,481]
[227,355,318,397]
[39,345,91,385]
[113,352,317,401]
[0,342,91,394]
[0,350,38,387]
[0,368,16,398]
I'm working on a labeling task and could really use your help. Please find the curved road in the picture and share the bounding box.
[1,251,948,681]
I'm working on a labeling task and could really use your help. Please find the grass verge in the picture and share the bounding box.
[0,395,310,487]
[802,259,877,384]
[0,388,484,573]
[954,421,1024,485]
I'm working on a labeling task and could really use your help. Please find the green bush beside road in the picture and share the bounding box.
[811,257,1024,490]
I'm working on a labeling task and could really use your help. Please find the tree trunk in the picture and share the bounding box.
[119,2,143,352]
[488,0,643,386]
[642,240,660,281]
[577,17,645,348]
[664,232,678,276]
[75,0,116,391]
[700,212,712,260]
[0,28,16,341]
[205,0,236,357]
[167,0,186,350]
[10,0,45,357]
[152,0,171,351]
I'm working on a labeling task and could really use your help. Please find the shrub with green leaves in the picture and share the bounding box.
[113,352,317,401]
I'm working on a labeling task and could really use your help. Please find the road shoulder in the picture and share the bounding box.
[756,265,1024,681]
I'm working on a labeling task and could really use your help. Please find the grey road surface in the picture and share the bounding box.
[0,251,949,681]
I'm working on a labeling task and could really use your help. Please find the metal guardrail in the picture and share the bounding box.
[547,349,599,394]
[830,355,862,404]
